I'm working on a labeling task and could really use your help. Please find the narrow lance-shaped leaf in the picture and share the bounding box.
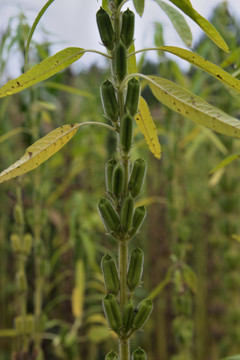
[127,43,138,75]
[163,0,229,52]
[24,0,55,71]
[133,0,145,17]
[0,47,85,97]
[209,154,240,175]
[135,96,161,159]
[71,259,85,318]
[146,76,240,139]
[154,0,192,47]
[220,48,240,69]
[154,46,240,94]
[0,124,81,184]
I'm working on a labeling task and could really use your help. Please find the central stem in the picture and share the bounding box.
[119,240,129,359]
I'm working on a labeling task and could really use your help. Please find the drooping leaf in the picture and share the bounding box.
[0,124,81,184]
[133,0,145,16]
[71,260,85,318]
[209,154,240,174]
[127,43,138,74]
[0,47,85,97]
[146,76,240,139]
[24,0,55,71]
[155,46,240,94]
[165,0,229,52]
[154,0,192,46]
[135,96,161,159]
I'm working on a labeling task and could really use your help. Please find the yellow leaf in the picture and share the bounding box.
[71,259,85,318]
[0,47,85,97]
[232,234,240,243]
[135,97,161,159]
[71,287,83,318]
[147,76,240,139]
[0,124,80,184]
[127,43,138,75]
[158,46,240,94]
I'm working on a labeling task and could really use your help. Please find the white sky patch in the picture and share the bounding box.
[0,0,240,78]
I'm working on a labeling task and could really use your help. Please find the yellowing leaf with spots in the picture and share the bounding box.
[0,47,85,97]
[135,97,161,159]
[156,46,240,94]
[147,76,240,139]
[0,124,80,184]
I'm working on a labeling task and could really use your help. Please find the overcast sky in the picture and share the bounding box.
[0,0,240,77]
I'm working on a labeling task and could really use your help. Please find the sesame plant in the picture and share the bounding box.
[1,0,240,359]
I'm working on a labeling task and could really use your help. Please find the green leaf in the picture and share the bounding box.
[209,154,240,175]
[135,96,161,159]
[24,0,55,71]
[220,48,240,69]
[154,0,192,46]
[102,0,108,11]
[222,356,240,360]
[156,46,240,94]
[0,124,81,184]
[87,326,114,343]
[165,0,229,52]
[145,76,240,139]
[133,0,145,16]
[0,47,85,97]
[44,81,94,99]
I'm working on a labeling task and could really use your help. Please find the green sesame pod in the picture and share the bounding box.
[130,206,147,237]
[105,159,117,193]
[106,350,118,360]
[121,9,135,49]
[125,78,140,116]
[114,42,127,80]
[26,314,34,335]
[96,8,115,50]
[16,271,28,293]
[127,248,144,291]
[120,196,134,233]
[101,253,120,295]
[98,198,120,233]
[112,162,124,197]
[132,347,147,360]
[122,301,135,334]
[14,205,24,226]
[103,294,122,333]
[14,316,25,335]
[132,298,153,331]
[23,233,32,255]
[101,80,119,122]
[129,158,147,198]
[120,113,133,152]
